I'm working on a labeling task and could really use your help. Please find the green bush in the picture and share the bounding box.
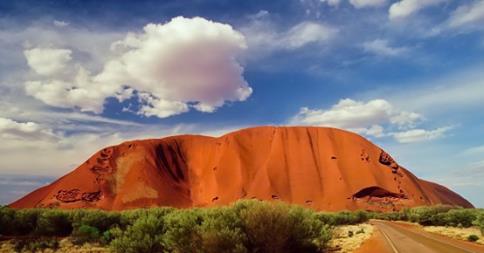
[12,209,42,236]
[406,205,454,225]
[424,208,478,228]
[199,207,247,253]
[371,206,483,229]
[70,209,121,233]
[374,210,408,221]
[0,206,16,235]
[467,234,479,242]
[162,209,203,252]
[100,230,115,245]
[35,210,72,236]
[473,212,484,235]
[119,207,174,227]
[72,225,101,244]
[316,210,369,226]
[110,214,165,253]
[239,201,331,253]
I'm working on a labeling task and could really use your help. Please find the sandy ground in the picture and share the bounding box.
[392,220,484,245]
[328,223,374,253]
[353,228,390,253]
[0,239,109,253]
[423,226,484,245]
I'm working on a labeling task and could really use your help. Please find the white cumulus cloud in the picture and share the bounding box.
[284,22,337,49]
[289,98,448,143]
[291,99,394,129]
[53,20,69,27]
[350,0,387,9]
[448,1,484,28]
[24,48,72,76]
[0,117,56,140]
[320,0,342,7]
[389,0,444,20]
[242,20,337,54]
[290,98,423,137]
[392,127,452,143]
[24,17,252,118]
[362,39,409,56]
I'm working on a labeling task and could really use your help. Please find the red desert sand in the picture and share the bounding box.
[10,126,473,211]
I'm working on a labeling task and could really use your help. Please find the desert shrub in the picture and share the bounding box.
[119,207,175,227]
[474,212,484,235]
[13,238,59,252]
[315,212,335,225]
[373,210,408,221]
[162,209,203,253]
[396,206,480,227]
[35,210,72,236]
[467,234,479,242]
[370,206,482,228]
[239,201,331,253]
[285,205,332,251]
[406,205,454,225]
[110,214,165,253]
[354,210,371,224]
[199,207,247,253]
[72,225,101,244]
[336,211,369,225]
[12,209,42,235]
[427,212,448,226]
[70,209,122,237]
[440,209,477,227]
[0,206,16,235]
[316,210,369,226]
[101,229,115,245]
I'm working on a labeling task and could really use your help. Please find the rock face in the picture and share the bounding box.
[10,126,473,211]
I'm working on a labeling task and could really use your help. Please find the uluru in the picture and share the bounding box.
[10,126,473,211]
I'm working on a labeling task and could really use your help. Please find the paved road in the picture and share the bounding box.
[371,220,484,253]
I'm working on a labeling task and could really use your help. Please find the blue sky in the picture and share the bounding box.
[0,0,483,207]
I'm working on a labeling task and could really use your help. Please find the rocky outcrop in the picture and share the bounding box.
[9,126,473,211]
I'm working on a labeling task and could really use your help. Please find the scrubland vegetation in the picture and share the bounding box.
[0,201,483,253]
[373,205,484,230]
[373,205,484,244]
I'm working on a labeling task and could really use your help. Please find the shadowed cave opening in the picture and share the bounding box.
[352,186,406,199]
